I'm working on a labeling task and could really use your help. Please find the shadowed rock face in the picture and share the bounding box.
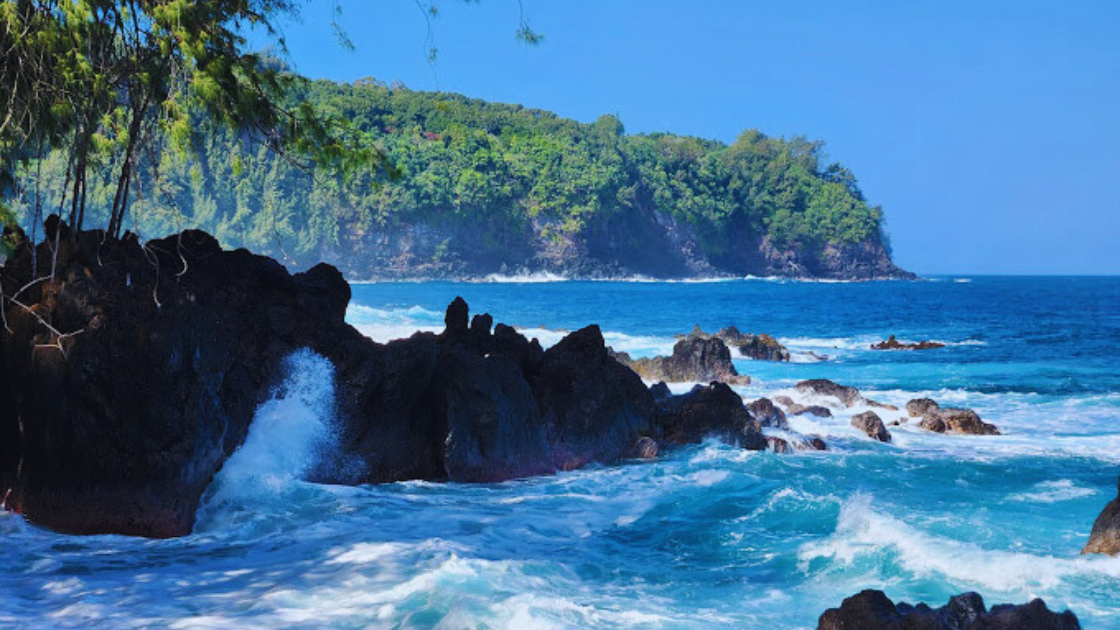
[1083,476,1120,556]
[817,589,1080,630]
[0,226,360,537]
[654,382,766,450]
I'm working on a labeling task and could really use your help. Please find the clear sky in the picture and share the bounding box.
[260,0,1120,275]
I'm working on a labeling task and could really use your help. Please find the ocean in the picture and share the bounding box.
[2,276,1120,629]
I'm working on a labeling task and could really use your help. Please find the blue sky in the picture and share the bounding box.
[261,0,1120,275]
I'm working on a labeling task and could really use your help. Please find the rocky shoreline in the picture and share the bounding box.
[0,222,1112,628]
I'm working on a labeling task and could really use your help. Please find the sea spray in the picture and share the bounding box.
[195,348,343,530]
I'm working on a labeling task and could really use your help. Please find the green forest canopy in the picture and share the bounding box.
[11,75,889,269]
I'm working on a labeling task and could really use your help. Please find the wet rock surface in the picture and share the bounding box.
[818,589,1081,630]
[795,379,897,410]
[653,382,766,450]
[905,398,1000,436]
[851,411,892,443]
[1083,475,1120,556]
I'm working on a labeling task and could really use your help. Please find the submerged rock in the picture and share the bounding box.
[851,411,891,443]
[795,379,897,410]
[1083,476,1120,556]
[612,334,750,385]
[817,589,1081,630]
[775,395,832,418]
[871,334,946,351]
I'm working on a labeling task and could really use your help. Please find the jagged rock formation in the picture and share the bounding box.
[817,590,1080,630]
[0,221,791,538]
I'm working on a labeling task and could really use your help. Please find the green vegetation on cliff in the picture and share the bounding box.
[12,76,896,278]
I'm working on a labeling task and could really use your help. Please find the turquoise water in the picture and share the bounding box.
[3,277,1120,628]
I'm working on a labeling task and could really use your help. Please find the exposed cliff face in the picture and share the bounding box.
[321,215,912,281]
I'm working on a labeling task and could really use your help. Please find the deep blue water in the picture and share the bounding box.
[2,276,1120,629]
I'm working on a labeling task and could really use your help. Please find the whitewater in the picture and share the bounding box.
[2,276,1120,629]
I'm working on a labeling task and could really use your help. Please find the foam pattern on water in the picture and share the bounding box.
[3,277,1120,628]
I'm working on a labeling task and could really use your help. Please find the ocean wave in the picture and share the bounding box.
[1008,480,1099,504]
[799,494,1120,594]
[479,271,570,283]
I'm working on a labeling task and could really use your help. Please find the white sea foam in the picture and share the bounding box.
[1009,480,1099,504]
[799,494,1120,594]
[197,349,341,525]
[479,271,570,283]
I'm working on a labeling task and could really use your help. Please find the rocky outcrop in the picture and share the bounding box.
[653,382,765,450]
[710,325,791,362]
[775,395,832,418]
[795,379,897,410]
[851,411,891,443]
[905,398,1000,436]
[906,398,940,418]
[611,335,749,385]
[747,397,789,430]
[0,225,361,537]
[1,221,799,538]
[1083,476,1120,556]
[817,589,1080,630]
[871,335,946,351]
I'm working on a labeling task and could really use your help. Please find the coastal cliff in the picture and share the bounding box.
[11,81,913,281]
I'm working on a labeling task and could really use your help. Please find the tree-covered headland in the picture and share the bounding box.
[1,2,906,279]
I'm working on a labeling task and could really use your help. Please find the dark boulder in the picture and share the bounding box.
[654,382,765,450]
[1083,475,1120,556]
[818,589,1080,630]
[748,397,789,430]
[851,411,891,443]
[735,332,791,362]
[871,334,946,351]
[613,334,749,385]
